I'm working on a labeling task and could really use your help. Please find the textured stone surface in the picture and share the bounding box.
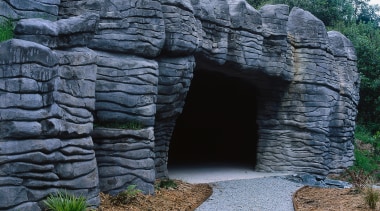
[0,0,60,21]
[0,39,100,210]
[161,0,201,55]
[154,56,195,178]
[88,0,165,58]
[94,51,159,127]
[14,13,99,48]
[0,0,360,208]
[92,127,155,195]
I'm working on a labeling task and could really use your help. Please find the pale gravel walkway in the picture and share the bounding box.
[195,177,303,211]
[168,163,303,211]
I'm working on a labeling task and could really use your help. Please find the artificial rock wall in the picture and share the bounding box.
[0,0,359,210]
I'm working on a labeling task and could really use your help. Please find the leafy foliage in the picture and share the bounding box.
[43,190,88,211]
[155,179,178,190]
[0,18,14,42]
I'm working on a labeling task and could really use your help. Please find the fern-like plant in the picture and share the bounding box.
[43,190,88,211]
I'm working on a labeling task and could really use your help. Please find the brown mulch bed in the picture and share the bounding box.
[97,176,380,211]
[293,186,380,211]
[98,180,213,211]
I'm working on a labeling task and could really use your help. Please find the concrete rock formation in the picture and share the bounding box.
[0,0,359,210]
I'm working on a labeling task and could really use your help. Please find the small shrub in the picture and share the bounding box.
[110,185,142,205]
[0,18,14,42]
[156,179,178,190]
[346,168,373,191]
[43,190,88,211]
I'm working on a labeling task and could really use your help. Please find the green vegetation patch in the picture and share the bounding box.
[155,179,178,190]
[0,18,14,42]
[94,121,143,130]
[110,185,142,205]
[43,190,88,211]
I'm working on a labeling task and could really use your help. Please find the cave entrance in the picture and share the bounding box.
[168,68,259,169]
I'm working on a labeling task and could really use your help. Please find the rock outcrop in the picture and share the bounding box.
[0,40,99,210]
[0,0,359,210]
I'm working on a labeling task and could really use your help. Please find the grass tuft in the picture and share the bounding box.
[0,18,14,42]
[43,190,88,211]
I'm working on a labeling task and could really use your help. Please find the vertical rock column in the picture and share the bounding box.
[93,52,159,194]
[0,40,99,210]
[327,31,360,173]
[155,56,195,178]
[154,0,198,178]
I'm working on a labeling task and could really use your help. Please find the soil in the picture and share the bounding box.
[98,180,213,211]
[293,186,380,211]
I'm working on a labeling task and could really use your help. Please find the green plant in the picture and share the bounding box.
[346,168,373,192]
[353,149,378,173]
[110,185,142,205]
[94,121,143,130]
[43,190,88,211]
[0,18,14,42]
[155,179,178,190]
[364,186,380,209]
[363,177,380,210]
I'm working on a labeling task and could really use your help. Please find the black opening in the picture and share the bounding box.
[168,69,259,167]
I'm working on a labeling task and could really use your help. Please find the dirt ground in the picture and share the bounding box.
[293,186,380,211]
[98,180,212,211]
[97,178,380,211]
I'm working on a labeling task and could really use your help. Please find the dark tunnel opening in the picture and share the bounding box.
[168,68,259,168]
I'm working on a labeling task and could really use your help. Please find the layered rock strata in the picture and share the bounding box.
[0,0,360,209]
[0,40,99,210]
[92,127,156,195]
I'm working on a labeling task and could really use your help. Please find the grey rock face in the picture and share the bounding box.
[94,51,159,127]
[161,0,201,55]
[1,0,360,209]
[14,13,99,48]
[154,56,195,178]
[88,0,165,58]
[92,127,156,195]
[0,0,60,21]
[0,39,100,210]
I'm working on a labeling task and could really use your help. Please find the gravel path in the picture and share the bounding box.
[195,177,304,211]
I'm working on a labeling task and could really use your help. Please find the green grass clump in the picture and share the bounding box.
[155,179,178,190]
[110,185,142,205]
[0,18,14,42]
[364,186,380,209]
[43,190,88,211]
[353,125,380,178]
[94,121,143,130]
